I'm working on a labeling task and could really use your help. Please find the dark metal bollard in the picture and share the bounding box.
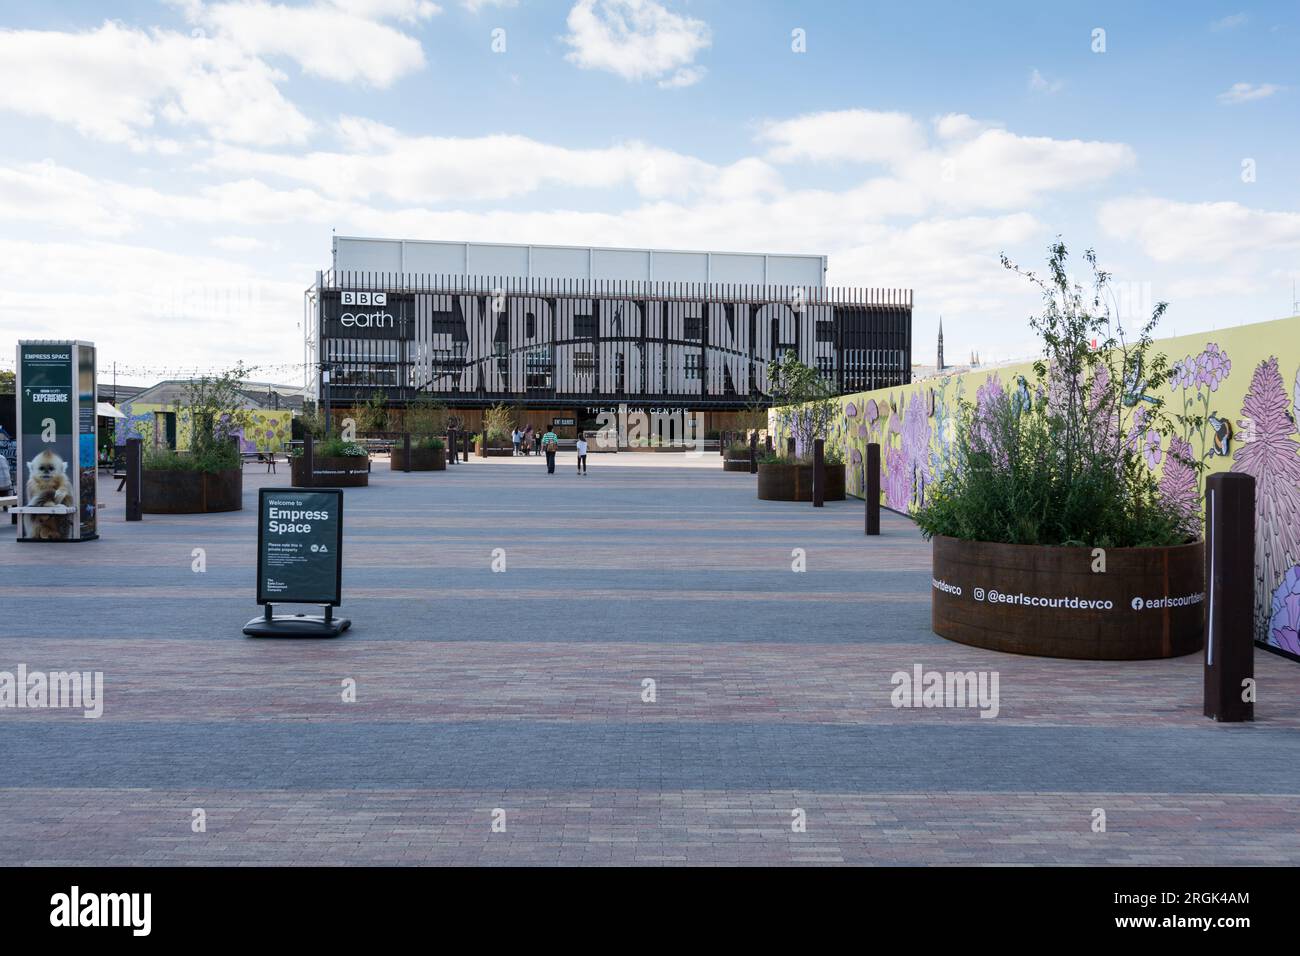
[786,436,795,458]
[463,431,470,462]
[1204,472,1255,722]
[125,438,142,521]
[865,442,880,535]
[812,438,825,507]
[749,432,757,474]
[447,429,455,465]
[719,430,726,457]
[303,433,314,487]
[765,435,773,455]
[402,433,411,473]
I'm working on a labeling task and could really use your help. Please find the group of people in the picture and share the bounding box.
[511,426,589,475]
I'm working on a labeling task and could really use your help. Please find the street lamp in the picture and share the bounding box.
[320,364,332,437]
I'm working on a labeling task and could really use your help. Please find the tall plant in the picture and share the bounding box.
[769,352,836,460]
[152,362,254,473]
[914,242,1196,548]
[482,402,515,440]
[357,390,389,433]
[405,395,448,438]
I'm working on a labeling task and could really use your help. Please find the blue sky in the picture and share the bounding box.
[0,0,1296,384]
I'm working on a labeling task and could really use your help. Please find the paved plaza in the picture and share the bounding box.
[2,452,1298,866]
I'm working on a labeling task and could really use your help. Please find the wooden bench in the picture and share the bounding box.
[11,503,76,535]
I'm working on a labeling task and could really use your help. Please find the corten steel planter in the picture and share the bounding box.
[390,446,446,471]
[723,456,752,472]
[931,535,1205,660]
[141,468,242,514]
[474,440,513,458]
[756,462,846,501]
[291,456,370,488]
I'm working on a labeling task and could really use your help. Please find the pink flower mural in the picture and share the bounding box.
[1231,356,1300,647]
[1159,435,1198,524]
[1270,565,1300,657]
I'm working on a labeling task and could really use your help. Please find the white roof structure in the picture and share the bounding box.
[332,236,828,287]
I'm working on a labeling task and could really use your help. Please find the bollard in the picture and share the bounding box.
[749,432,758,474]
[1204,472,1255,722]
[303,433,315,487]
[812,438,825,507]
[787,436,795,458]
[765,435,773,455]
[124,438,142,522]
[865,443,880,535]
[719,430,726,457]
[447,429,455,465]
[402,433,411,473]
[463,431,470,462]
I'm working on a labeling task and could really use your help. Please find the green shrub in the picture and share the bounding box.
[913,241,1198,549]
[316,437,368,458]
[415,435,444,451]
[143,444,240,474]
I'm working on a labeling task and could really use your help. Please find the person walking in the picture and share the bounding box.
[575,434,588,475]
[541,426,559,474]
[511,427,521,457]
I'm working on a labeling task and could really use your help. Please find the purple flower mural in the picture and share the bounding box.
[1232,356,1300,645]
[902,392,932,509]
[845,402,858,419]
[1270,565,1300,657]
[1142,429,1162,469]
[1159,435,1199,524]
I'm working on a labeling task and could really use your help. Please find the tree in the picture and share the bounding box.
[0,369,14,394]
[405,395,448,437]
[357,390,389,433]
[768,352,836,459]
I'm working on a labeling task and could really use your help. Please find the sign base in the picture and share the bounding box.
[243,609,351,638]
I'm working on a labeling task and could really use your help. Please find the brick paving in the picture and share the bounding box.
[2,453,1298,865]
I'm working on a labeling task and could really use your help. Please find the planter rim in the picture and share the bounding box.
[933,533,1202,555]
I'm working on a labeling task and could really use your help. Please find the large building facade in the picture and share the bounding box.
[305,238,912,435]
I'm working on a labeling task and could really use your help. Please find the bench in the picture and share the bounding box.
[11,503,76,534]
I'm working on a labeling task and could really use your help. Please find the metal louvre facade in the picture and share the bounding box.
[306,271,912,408]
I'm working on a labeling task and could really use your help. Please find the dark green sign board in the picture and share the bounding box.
[256,487,344,606]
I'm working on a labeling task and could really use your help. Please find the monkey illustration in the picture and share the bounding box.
[24,449,73,540]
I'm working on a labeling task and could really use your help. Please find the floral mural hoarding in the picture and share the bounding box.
[778,313,1300,660]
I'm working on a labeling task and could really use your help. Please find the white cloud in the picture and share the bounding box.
[562,0,710,87]
[193,0,437,87]
[1210,13,1248,30]
[1099,197,1300,262]
[1217,82,1283,104]
[460,0,516,11]
[758,109,1133,212]
[759,110,927,165]
[1028,68,1063,95]
[0,20,313,146]
[212,234,278,251]
[204,119,779,202]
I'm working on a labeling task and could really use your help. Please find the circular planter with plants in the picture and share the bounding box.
[291,438,370,487]
[390,436,446,471]
[723,441,753,472]
[142,460,242,513]
[762,354,846,502]
[139,366,248,514]
[756,457,846,501]
[475,402,516,457]
[915,242,1205,661]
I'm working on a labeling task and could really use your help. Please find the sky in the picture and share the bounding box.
[0,0,1296,387]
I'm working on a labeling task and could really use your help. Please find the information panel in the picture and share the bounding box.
[16,340,95,541]
[256,488,344,606]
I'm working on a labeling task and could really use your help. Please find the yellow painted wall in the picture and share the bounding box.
[115,401,292,453]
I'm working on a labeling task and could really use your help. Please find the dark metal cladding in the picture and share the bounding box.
[308,272,912,410]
